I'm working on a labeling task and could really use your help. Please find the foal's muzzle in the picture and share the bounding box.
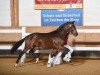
[72,30,78,36]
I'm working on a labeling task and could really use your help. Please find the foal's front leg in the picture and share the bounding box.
[47,50,58,67]
[63,45,74,62]
[47,54,55,67]
[53,51,62,65]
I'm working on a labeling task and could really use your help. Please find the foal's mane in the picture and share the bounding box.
[49,22,69,33]
[57,22,68,31]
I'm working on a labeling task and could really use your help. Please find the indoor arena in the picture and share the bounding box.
[0,0,100,75]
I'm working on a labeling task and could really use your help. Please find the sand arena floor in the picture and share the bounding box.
[0,58,100,75]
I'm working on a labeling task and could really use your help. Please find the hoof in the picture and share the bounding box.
[35,61,39,63]
[35,61,38,63]
[53,64,60,67]
[14,64,18,67]
[65,58,71,62]
[47,63,52,68]
[20,62,24,64]
[63,57,71,62]
[35,58,39,63]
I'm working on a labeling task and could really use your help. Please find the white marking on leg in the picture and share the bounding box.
[20,53,26,63]
[19,41,25,50]
[63,52,71,62]
[64,45,74,53]
[36,58,39,63]
[47,54,55,67]
[34,50,39,53]
[18,41,26,64]
[34,50,40,63]
[66,58,71,62]
[20,50,30,63]
[53,52,62,65]
[14,64,18,67]
[63,45,74,62]
[47,54,52,67]
[47,54,52,64]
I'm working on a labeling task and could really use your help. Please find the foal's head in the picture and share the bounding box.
[63,21,78,36]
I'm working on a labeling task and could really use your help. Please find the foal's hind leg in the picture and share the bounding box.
[34,50,40,63]
[14,48,30,67]
[20,50,30,63]
[29,49,40,63]
[14,51,26,67]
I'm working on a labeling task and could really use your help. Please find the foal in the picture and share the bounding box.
[11,21,78,67]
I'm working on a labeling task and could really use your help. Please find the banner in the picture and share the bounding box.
[35,0,83,4]
[41,9,82,26]
[35,0,83,9]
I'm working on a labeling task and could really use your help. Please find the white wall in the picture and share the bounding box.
[0,0,11,26]
[19,0,41,26]
[84,0,100,26]
[19,0,100,26]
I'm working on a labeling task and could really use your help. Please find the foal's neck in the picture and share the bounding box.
[57,29,69,39]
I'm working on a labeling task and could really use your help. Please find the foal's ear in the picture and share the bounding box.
[72,21,75,23]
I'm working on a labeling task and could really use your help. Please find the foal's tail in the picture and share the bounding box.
[10,38,25,54]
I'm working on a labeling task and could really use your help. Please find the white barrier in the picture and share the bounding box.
[0,27,25,50]
[0,27,100,51]
[0,29,22,33]
[78,29,100,33]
